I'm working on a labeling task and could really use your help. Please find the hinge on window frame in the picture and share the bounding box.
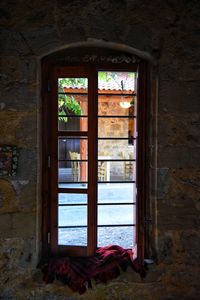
[48,155,51,168]
[47,232,51,244]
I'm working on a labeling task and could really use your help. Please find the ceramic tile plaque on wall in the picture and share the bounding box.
[0,145,18,176]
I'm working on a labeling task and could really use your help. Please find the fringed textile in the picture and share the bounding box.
[43,245,146,294]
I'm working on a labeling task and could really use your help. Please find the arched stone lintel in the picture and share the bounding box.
[39,38,155,63]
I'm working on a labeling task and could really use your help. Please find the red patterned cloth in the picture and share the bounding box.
[43,245,146,294]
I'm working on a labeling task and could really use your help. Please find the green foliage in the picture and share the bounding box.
[58,78,84,121]
[57,72,136,122]
[98,72,136,90]
[58,78,87,92]
[58,95,82,121]
[98,72,113,82]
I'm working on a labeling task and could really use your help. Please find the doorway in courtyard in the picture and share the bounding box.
[42,54,148,259]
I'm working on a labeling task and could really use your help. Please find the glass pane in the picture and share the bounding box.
[98,204,135,225]
[97,226,136,248]
[58,206,87,226]
[58,137,88,160]
[98,95,135,114]
[98,71,136,116]
[98,97,136,116]
[98,183,136,204]
[59,116,88,131]
[58,161,88,183]
[58,137,88,183]
[98,139,134,159]
[97,160,135,182]
[98,116,135,139]
[58,78,88,91]
[58,228,87,246]
[58,78,88,131]
[58,94,88,115]
[98,71,135,92]
[58,193,87,205]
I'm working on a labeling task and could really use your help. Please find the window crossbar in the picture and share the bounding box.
[58,224,136,229]
[98,115,136,118]
[98,180,136,184]
[58,202,136,207]
[58,188,88,193]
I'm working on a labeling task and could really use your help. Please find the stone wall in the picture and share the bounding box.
[99,96,134,178]
[0,0,200,299]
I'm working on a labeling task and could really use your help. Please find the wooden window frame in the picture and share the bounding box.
[41,57,149,262]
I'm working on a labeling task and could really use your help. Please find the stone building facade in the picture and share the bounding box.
[0,0,200,299]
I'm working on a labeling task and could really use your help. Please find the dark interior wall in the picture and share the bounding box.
[0,0,199,299]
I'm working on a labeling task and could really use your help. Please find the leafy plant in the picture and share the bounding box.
[58,94,82,122]
[58,78,84,122]
[58,72,136,121]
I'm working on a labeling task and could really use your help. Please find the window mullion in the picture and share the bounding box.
[87,68,98,255]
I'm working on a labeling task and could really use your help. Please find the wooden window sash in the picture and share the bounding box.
[42,61,147,261]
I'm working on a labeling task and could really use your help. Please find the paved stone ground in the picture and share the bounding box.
[59,226,136,249]
[58,183,136,248]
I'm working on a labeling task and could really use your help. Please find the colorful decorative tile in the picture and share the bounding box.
[0,145,18,176]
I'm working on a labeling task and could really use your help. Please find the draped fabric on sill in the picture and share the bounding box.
[43,245,146,294]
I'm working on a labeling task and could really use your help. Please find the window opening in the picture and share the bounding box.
[42,57,147,260]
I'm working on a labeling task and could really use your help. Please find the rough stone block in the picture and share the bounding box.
[15,112,37,148]
[0,0,55,31]
[18,237,36,268]
[16,148,37,181]
[126,23,153,52]
[158,146,200,168]
[17,181,36,211]
[156,168,169,198]
[163,265,200,298]
[166,168,200,204]
[0,80,37,110]
[157,202,200,230]
[0,56,37,84]
[180,231,200,264]
[157,231,173,263]
[84,14,127,44]
[0,179,17,214]
[0,214,12,237]
[159,60,200,82]
[0,112,36,146]
[159,81,200,114]
[0,29,32,56]
[10,180,37,213]
[56,10,87,44]
[22,26,62,56]
[0,237,37,294]
[158,114,200,147]
[12,212,36,237]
